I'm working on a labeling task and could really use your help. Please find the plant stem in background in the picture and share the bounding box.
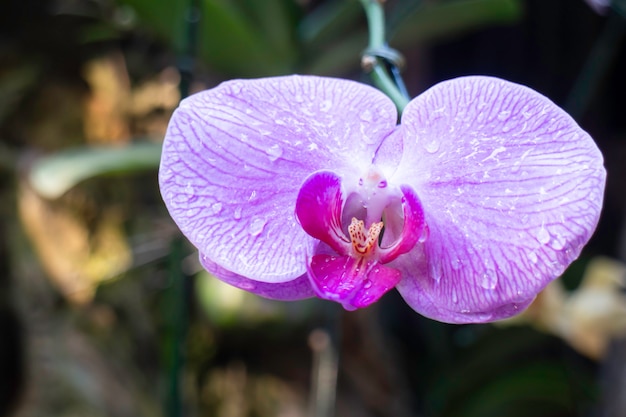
[359,0,410,113]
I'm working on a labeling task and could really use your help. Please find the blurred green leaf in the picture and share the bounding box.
[390,0,524,47]
[29,142,162,199]
[425,326,595,417]
[298,0,363,50]
[305,31,366,75]
[303,0,523,76]
[236,0,300,64]
[117,0,298,77]
[117,0,188,50]
[453,362,576,417]
[198,0,293,76]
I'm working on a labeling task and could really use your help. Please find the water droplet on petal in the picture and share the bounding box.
[497,110,511,121]
[233,207,242,220]
[424,139,440,153]
[451,259,462,270]
[418,225,430,243]
[266,144,283,161]
[238,281,255,291]
[363,279,372,289]
[320,100,332,112]
[528,251,538,264]
[479,272,498,290]
[536,227,550,245]
[430,262,442,284]
[211,202,223,214]
[451,288,458,304]
[360,109,372,122]
[248,218,266,236]
[230,83,242,94]
[550,234,566,250]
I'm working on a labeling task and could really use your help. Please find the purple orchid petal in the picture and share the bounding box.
[392,76,605,323]
[295,170,350,255]
[159,75,397,283]
[199,253,314,301]
[307,254,402,310]
[379,184,426,263]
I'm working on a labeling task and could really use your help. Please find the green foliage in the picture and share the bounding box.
[114,0,523,77]
[29,142,162,199]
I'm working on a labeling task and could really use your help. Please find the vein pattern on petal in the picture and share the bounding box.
[159,75,397,282]
[393,76,606,323]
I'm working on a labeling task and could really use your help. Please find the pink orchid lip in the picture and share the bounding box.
[306,254,402,310]
[295,169,426,309]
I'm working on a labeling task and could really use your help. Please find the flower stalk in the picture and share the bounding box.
[359,0,410,113]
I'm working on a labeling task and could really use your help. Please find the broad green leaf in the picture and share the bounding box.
[198,0,293,76]
[303,0,523,76]
[298,0,363,50]
[236,0,300,65]
[29,142,162,199]
[390,0,523,47]
[117,0,188,50]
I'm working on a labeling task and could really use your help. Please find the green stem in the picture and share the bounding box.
[359,0,410,113]
[362,0,385,49]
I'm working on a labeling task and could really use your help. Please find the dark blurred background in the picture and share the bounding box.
[0,0,624,416]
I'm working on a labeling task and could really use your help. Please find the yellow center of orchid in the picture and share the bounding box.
[348,217,383,257]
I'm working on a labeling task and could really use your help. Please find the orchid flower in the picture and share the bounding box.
[159,75,605,324]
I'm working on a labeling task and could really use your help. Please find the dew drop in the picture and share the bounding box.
[238,281,255,290]
[360,109,372,122]
[424,139,440,153]
[184,183,195,194]
[451,259,462,270]
[430,262,442,284]
[536,227,550,245]
[230,83,242,94]
[320,100,332,112]
[266,144,283,161]
[233,207,242,220]
[248,218,266,236]
[363,279,372,289]
[211,202,223,214]
[418,225,430,243]
[511,161,521,173]
[528,251,538,264]
[497,110,511,121]
[479,272,498,290]
[550,235,566,250]
[451,288,458,304]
